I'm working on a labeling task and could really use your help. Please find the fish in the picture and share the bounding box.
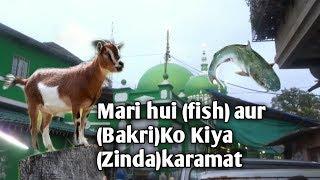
[208,41,281,92]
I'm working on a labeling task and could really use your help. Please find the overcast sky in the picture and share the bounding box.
[0,0,318,104]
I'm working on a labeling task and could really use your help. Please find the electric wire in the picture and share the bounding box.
[170,54,319,96]
[115,52,318,96]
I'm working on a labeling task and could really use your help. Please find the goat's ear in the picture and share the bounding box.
[97,42,104,52]
[92,40,104,52]
[117,42,124,49]
[104,39,112,44]
[92,40,100,47]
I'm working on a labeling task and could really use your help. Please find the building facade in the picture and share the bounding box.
[109,51,319,178]
[247,0,320,89]
[268,126,320,162]
[0,23,96,180]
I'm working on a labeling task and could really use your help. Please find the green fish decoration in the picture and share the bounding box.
[208,41,281,92]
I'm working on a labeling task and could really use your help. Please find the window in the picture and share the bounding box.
[11,55,28,78]
[308,147,320,162]
[0,152,7,179]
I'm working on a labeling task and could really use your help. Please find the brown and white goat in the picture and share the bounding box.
[3,40,124,151]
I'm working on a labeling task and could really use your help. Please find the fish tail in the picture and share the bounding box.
[208,73,227,90]
[208,50,229,91]
[208,73,216,84]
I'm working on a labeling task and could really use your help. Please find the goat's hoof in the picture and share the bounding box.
[73,140,79,146]
[31,149,41,156]
[47,147,56,152]
[78,138,89,147]
[83,141,90,147]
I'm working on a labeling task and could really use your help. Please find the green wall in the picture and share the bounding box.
[0,36,74,102]
[0,131,73,180]
[0,35,85,122]
[0,35,82,180]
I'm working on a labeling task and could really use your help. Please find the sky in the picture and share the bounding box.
[0,0,318,105]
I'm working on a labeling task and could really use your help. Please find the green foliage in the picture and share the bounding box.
[245,0,290,41]
[271,88,320,121]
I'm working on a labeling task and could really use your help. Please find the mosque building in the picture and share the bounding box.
[105,32,319,178]
[109,50,225,155]
[107,31,318,158]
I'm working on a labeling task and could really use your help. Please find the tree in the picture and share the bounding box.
[271,88,320,121]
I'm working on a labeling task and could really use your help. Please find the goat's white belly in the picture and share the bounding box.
[38,83,71,114]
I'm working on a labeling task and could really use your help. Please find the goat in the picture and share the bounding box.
[3,40,124,151]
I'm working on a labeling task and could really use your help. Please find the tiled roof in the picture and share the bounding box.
[0,23,82,65]
[0,107,95,136]
[268,126,320,146]
[207,90,320,127]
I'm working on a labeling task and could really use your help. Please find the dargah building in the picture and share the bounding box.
[0,23,319,179]
[109,51,318,157]
[110,51,227,155]
[106,51,319,177]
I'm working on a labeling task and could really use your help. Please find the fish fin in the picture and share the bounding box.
[246,41,251,50]
[269,63,275,68]
[235,71,249,76]
[225,58,231,62]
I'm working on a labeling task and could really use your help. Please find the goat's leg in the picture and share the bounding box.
[72,106,81,146]
[78,109,90,146]
[40,112,55,151]
[28,104,40,150]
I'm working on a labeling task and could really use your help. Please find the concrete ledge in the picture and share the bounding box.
[19,146,104,180]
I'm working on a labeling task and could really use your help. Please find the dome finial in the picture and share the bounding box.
[201,45,208,72]
[163,28,171,80]
[110,21,115,43]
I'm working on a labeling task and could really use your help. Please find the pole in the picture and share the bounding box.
[163,29,170,80]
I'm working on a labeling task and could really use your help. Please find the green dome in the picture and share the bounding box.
[184,74,227,96]
[137,63,193,94]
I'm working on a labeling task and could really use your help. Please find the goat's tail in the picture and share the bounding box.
[2,74,27,90]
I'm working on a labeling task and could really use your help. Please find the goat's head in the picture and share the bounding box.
[93,40,124,72]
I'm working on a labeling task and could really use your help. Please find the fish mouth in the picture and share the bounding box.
[253,74,280,92]
[269,85,280,92]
